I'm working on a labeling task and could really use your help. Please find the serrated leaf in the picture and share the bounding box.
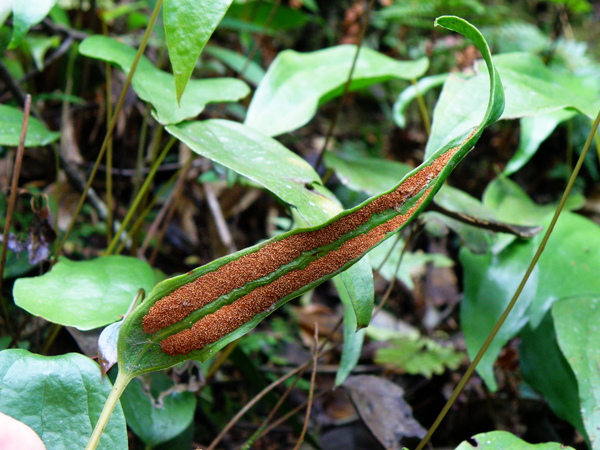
[13,256,155,330]
[164,0,233,102]
[0,350,127,449]
[374,336,464,378]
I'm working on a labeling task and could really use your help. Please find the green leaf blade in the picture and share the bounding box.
[553,297,600,447]
[456,430,575,449]
[164,0,233,102]
[0,350,127,449]
[79,36,249,125]
[120,372,196,446]
[0,104,60,146]
[245,45,429,137]
[13,256,155,330]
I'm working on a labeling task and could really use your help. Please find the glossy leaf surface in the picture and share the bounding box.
[461,211,600,391]
[164,0,233,102]
[119,372,196,446]
[245,45,429,136]
[0,350,126,449]
[554,297,600,447]
[14,256,155,330]
[79,36,249,125]
[455,431,575,449]
[0,104,60,146]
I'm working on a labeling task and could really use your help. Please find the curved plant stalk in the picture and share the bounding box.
[116,15,502,372]
[314,0,377,172]
[415,106,600,450]
[105,136,176,255]
[53,0,164,263]
[85,369,134,450]
[88,15,505,447]
[0,95,31,334]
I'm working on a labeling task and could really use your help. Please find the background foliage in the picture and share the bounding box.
[0,0,599,449]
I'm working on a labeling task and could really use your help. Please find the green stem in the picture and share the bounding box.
[53,0,164,263]
[412,78,431,136]
[86,369,134,450]
[416,107,600,450]
[105,136,176,255]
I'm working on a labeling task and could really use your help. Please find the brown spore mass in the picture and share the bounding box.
[143,147,459,344]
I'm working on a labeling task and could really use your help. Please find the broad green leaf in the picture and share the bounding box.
[79,36,249,125]
[224,0,309,32]
[0,350,126,449]
[8,0,57,48]
[119,372,196,446]
[481,22,549,54]
[455,431,575,449]
[13,256,154,330]
[460,240,537,391]
[324,151,413,196]
[503,109,576,176]
[461,211,600,391]
[553,297,600,447]
[520,311,586,439]
[166,119,341,223]
[0,104,60,146]
[528,213,600,327]
[483,176,584,227]
[334,286,366,386]
[334,258,373,330]
[426,52,599,157]
[205,45,265,86]
[115,15,504,376]
[245,45,429,136]
[164,0,233,102]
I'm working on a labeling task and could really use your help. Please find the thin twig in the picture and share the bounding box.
[259,390,329,441]
[415,107,600,450]
[207,342,334,450]
[53,0,164,262]
[0,94,31,335]
[137,158,193,259]
[314,0,377,173]
[427,202,542,238]
[204,183,237,253]
[293,325,319,450]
